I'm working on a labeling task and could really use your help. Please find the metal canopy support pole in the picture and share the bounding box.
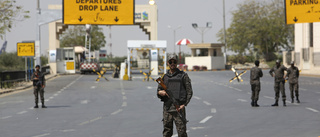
[164,49,167,74]
[84,33,88,61]
[35,0,41,66]
[127,48,131,79]
[25,57,27,82]
[88,36,91,63]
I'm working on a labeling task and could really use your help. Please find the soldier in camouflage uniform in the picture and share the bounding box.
[285,61,300,103]
[250,60,263,107]
[269,60,287,106]
[31,65,46,108]
[157,55,193,137]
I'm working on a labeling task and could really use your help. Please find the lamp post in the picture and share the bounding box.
[168,25,182,55]
[191,22,212,43]
[223,0,227,65]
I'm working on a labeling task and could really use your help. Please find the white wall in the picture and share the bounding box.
[313,23,320,53]
[185,56,225,70]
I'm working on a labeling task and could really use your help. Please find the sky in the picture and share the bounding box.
[0,0,255,57]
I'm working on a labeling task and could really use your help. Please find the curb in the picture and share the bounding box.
[0,74,58,95]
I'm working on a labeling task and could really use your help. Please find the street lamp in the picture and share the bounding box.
[168,25,182,55]
[149,0,155,5]
[192,22,212,43]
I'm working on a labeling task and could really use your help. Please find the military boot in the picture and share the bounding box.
[283,100,286,106]
[41,102,47,108]
[251,100,254,107]
[254,101,260,107]
[296,97,300,103]
[271,100,278,106]
[34,105,39,108]
[291,98,294,103]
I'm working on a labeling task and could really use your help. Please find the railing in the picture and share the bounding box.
[0,71,25,89]
[0,65,50,89]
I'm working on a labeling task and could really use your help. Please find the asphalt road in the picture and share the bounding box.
[0,70,320,137]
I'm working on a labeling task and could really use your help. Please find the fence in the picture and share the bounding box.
[0,65,50,89]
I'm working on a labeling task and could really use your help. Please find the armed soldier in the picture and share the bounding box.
[250,60,263,107]
[157,55,193,137]
[269,60,287,106]
[31,65,46,108]
[285,61,300,103]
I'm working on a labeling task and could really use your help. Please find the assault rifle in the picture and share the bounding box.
[156,77,187,123]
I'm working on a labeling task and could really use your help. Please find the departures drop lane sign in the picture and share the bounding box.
[63,0,134,25]
[285,0,320,24]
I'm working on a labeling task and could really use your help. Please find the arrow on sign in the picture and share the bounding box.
[114,16,119,22]
[293,17,298,22]
[79,16,83,22]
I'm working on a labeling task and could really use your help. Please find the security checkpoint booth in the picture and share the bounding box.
[54,47,76,74]
[126,40,167,80]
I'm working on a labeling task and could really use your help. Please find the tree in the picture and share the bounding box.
[0,0,30,39]
[217,0,294,60]
[60,25,106,51]
[0,52,24,71]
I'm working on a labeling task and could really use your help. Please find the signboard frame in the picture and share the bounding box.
[17,42,35,57]
[62,0,135,25]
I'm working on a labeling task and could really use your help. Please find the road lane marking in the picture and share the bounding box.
[29,107,34,110]
[17,111,27,115]
[306,107,319,113]
[79,117,102,126]
[111,109,123,115]
[60,129,75,132]
[247,92,251,95]
[237,99,248,102]
[1,116,12,119]
[91,86,96,89]
[147,86,154,89]
[122,92,125,95]
[45,99,50,102]
[57,91,62,93]
[122,102,127,107]
[81,100,89,104]
[264,96,274,99]
[122,96,127,100]
[194,96,201,100]
[49,97,54,99]
[54,94,58,96]
[234,88,242,91]
[211,108,217,113]
[190,127,205,130]
[199,116,213,124]
[300,88,307,91]
[32,133,50,137]
[203,101,212,106]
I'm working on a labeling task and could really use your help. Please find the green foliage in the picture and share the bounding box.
[0,0,30,39]
[41,56,48,66]
[0,52,24,71]
[227,54,255,64]
[217,0,294,59]
[60,25,106,51]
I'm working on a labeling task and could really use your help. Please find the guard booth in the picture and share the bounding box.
[185,43,225,70]
[56,47,76,74]
[127,40,167,79]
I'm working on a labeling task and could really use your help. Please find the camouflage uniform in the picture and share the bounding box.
[157,68,193,137]
[250,66,263,106]
[31,71,46,106]
[287,66,300,102]
[269,65,287,103]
